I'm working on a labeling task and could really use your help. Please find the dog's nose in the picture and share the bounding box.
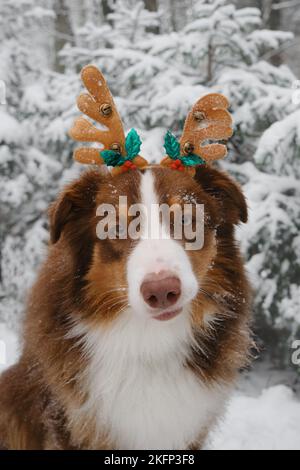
[141,272,181,309]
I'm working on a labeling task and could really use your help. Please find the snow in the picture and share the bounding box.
[139,127,166,163]
[0,174,31,207]
[209,386,300,450]
[255,110,300,176]
[0,324,19,374]
[24,6,56,20]
[0,323,299,450]
[228,161,299,249]
[279,285,300,328]
[22,84,48,113]
[0,109,24,144]
[250,29,294,52]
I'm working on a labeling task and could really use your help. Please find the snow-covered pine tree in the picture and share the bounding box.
[231,109,300,367]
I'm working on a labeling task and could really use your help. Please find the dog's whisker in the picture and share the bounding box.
[89,296,129,315]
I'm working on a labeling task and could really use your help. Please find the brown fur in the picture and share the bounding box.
[0,166,252,449]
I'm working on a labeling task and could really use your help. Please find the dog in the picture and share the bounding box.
[0,165,251,450]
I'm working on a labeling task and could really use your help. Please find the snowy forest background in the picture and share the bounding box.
[0,0,300,373]
[1,0,300,450]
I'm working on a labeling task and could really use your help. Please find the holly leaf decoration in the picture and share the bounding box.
[125,129,142,161]
[100,150,125,167]
[181,154,206,167]
[164,131,180,160]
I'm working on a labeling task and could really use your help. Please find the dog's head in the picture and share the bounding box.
[49,166,247,327]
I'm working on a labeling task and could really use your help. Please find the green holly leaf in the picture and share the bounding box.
[181,154,206,166]
[125,129,142,161]
[164,131,181,160]
[100,150,125,167]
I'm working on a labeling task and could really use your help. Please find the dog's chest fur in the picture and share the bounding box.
[69,310,227,450]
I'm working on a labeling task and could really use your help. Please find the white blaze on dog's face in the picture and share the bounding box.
[127,170,198,321]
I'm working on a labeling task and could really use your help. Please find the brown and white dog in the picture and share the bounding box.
[0,165,251,450]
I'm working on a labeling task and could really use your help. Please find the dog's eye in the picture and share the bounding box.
[182,214,193,226]
[107,222,127,239]
[115,223,127,238]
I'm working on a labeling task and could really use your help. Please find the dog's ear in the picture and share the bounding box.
[49,170,102,244]
[49,193,73,244]
[195,166,248,225]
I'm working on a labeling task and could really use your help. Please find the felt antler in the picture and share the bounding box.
[161,93,233,176]
[69,65,148,175]
[181,94,233,161]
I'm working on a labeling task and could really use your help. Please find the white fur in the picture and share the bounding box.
[69,311,228,450]
[127,171,198,317]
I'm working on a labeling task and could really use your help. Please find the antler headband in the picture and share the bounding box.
[69,65,233,177]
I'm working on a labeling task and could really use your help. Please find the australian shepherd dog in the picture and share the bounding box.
[0,165,251,450]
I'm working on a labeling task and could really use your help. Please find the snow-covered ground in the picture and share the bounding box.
[0,323,300,450]
[209,385,300,450]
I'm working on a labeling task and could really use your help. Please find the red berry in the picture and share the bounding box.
[170,159,185,171]
[121,161,137,172]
